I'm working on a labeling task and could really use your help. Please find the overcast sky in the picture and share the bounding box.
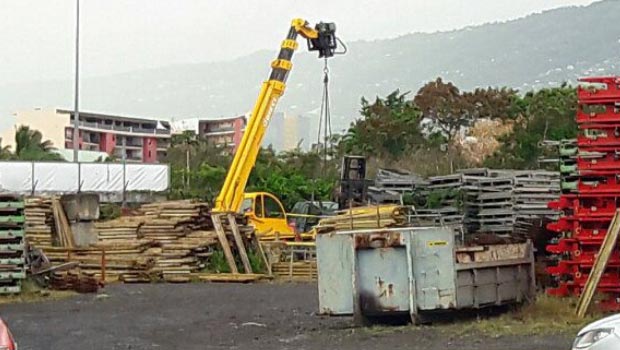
[0,0,600,86]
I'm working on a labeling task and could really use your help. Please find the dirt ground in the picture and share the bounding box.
[0,283,574,350]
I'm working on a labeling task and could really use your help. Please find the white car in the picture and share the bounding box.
[573,314,620,349]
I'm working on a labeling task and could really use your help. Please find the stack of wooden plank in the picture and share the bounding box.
[41,240,156,283]
[51,198,75,248]
[135,201,215,282]
[315,205,408,233]
[23,199,258,284]
[95,217,142,242]
[24,197,55,249]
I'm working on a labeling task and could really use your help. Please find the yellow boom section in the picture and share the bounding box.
[213,19,321,213]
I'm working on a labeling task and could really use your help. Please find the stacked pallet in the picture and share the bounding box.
[0,195,26,294]
[462,176,514,234]
[368,169,428,204]
[24,197,55,249]
[512,171,561,235]
[425,173,465,227]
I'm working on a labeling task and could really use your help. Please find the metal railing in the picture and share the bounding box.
[77,121,171,135]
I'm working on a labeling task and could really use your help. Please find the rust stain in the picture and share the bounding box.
[355,232,402,249]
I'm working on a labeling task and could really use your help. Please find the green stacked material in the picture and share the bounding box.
[0,194,26,294]
[558,139,578,193]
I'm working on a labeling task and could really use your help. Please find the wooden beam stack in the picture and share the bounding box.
[315,205,408,233]
[24,199,257,284]
[24,197,55,249]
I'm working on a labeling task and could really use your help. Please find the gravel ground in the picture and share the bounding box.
[0,283,574,350]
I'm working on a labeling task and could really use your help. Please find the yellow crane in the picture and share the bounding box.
[210,19,339,271]
[213,19,337,215]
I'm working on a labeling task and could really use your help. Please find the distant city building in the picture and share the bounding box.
[198,114,247,152]
[281,113,301,150]
[1,108,171,163]
[263,112,311,151]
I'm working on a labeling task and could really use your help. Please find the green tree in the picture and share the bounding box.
[485,85,577,169]
[248,147,336,209]
[166,134,231,201]
[12,125,64,161]
[414,78,517,143]
[0,138,11,160]
[341,90,424,159]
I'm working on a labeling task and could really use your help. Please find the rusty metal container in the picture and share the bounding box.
[316,227,535,324]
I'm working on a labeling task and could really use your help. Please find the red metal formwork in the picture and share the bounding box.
[577,132,620,147]
[577,151,620,171]
[549,278,620,298]
[546,76,620,311]
[577,104,620,124]
[547,215,612,233]
[565,177,620,194]
[549,195,619,216]
[578,77,620,104]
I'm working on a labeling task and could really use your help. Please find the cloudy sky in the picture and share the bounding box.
[0,0,600,85]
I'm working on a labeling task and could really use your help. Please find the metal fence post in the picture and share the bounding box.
[31,161,35,196]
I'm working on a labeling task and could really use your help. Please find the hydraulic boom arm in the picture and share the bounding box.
[213,19,337,213]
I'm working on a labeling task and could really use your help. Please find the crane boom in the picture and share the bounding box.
[213,19,337,213]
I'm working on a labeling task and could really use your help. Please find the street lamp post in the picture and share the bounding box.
[72,0,80,163]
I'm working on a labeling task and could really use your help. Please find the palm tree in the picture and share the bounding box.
[13,125,64,161]
[0,138,11,160]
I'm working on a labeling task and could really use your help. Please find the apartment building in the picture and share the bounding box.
[198,114,247,152]
[2,108,171,163]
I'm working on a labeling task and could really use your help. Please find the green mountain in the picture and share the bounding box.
[1,0,619,148]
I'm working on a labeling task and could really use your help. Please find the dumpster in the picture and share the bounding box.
[316,227,535,324]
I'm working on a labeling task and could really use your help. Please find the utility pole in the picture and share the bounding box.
[72,0,80,162]
[185,140,191,190]
[122,136,127,208]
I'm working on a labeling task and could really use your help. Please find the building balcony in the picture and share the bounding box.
[74,121,171,137]
[203,129,235,136]
[205,126,235,133]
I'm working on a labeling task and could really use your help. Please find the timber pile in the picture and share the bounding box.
[95,217,141,241]
[24,197,55,249]
[50,270,99,293]
[41,240,156,283]
[315,205,408,233]
[24,199,257,283]
[51,198,75,248]
[87,200,251,283]
[136,201,217,282]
